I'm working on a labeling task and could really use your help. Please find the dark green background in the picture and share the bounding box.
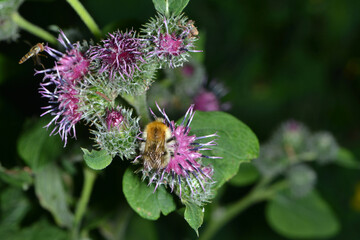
[0,0,359,239]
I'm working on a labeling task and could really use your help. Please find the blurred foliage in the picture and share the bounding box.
[0,0,360,239]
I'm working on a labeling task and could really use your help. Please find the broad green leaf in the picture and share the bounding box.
[229,162,260,187]
[34,163,73,228]
[184,202,204,236]
[266,189,340,239]
[0,218,68,240]
[188,111,259,188]
[82,148,113,170]
[152,0,190,17]
[0,165,33,189]
[335,147,360,169]
[123,168,176,220]
[17,118,62,170]
[0,187,30,228]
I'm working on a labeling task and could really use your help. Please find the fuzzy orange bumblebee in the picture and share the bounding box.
[139,119,176,171]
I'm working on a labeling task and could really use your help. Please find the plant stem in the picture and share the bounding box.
[199,180,288,240]
[72,167,97,239]
[122,93,151,126]
[11,12,57,44]
[66,0,102,39]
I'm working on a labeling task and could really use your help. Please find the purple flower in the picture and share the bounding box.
[36,30,89,146]
[144,14,201,68]
[88,30,145,80]
[39,30,90,85]
[39,72,82,146]
[193,80,231,112]
[106,107,125,130]
[136,103,219,205]
[193,90,221,111]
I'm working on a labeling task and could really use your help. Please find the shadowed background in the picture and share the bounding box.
[0,0,359,239]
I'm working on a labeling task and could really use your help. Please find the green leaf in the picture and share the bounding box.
[34,163,73,228]
[0,187,30,228]
[82,148,113,170]
[266,189,340,239]
[229,162,260,187]
[0,165,33,189]
[188,111,259,188]
[123,168,176,220]
[0,218,68,240]
[152,0,190,17]
[17,118,62,170]
[335,147,360,169]
[184,202,204,236]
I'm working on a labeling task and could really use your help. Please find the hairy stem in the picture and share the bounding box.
[11,12,57,44]
[122,93,151,126]
[66,0,101,39]
[199,180,288,240]
[72,167,97,239]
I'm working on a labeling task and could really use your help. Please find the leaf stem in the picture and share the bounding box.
[66,0,102,39]
[199,180,288,240]
[11,12,57,44]
[72,167,97,239]
[122,92,151,126]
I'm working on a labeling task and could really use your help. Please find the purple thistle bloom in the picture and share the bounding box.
[144,14,202,68]
[39,71,82,146]
[137,103,219,205]
[38,30,90,85]
[193,79,231,112]
[35,30,89,146]
[88,30,146,80]
[106,107,125,130]
[193,90,221,111]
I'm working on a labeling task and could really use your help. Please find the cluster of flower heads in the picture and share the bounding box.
[135,104,219,206]
[36,12,200,149]
[34,13,217,205]
[142,13,201,68]
[36,30,90,146]
[254,120,339,198]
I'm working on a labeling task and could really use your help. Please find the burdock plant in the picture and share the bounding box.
[8,0,260,238]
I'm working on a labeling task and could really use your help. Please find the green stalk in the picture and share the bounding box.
[199,180,288,240]
[122,92,151,126]
[66,0,101,39]
[73,167,97,239]
[11,12,57,44]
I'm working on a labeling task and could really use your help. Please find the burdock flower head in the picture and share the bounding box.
[36,30,90,146]
[136,103,219,206]
[38,30,90,85]
[88,30,146,81]
[91,106,140,159]
[39,70,83,146]
[142,13,201,68]
[193,80,231,112]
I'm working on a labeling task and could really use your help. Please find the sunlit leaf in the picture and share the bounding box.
[184,202,204,236]
[188,111,259,189]
[82,148,113,170]
[266,189,340,238]
[123,168,176,220]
